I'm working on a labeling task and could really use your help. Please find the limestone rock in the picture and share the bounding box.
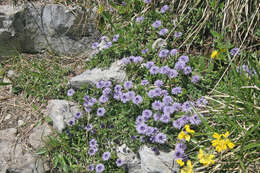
[139,145,179,173]
[0,3,99,57]
[29,123,52,149]
[69,60,126,89]
[47,99,81,132]
[116,144,142,173]
[152,38,167,50]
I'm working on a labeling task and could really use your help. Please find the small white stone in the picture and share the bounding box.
[18,120,24,127]
[4,114,12,120]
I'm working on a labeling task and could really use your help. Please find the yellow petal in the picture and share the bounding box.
[178,131,185,140]
[187,160,193,168]
[213,133,220,139]
[223,131,230,138]
[185,134,191,141]
[211,50,218,59]
[228,142,235,149]
[177,159,184,166]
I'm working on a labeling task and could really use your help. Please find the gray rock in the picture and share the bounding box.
[7,70,17,78]
[17,120,24,127]
[152,38,167,50]
[116,144,142,173]
[47,99,81,132]
[139,145,179,173]
[0,128,46,173]
[69,60,126,89]
[0,3,99,57]
[29,123,52,149]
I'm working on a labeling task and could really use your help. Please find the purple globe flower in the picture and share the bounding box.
[189,114,201,125]
[168,69,178,78]
[114,85,122,92]
[170,49,178,56]
[182,101,193,112]
[74,112,82,120]
[158,28,168,36]
[99,95,108,104]
[104,81,112,88]
[85,124,93,131]
[173,119,182,129]
[104,41,112,49]
[158,49,169,58]
[141,48,149,54]
[136,123,148,134]
[173,149,184,160]
[92,42,99,49]
[142,109,153,120]
[67,88,75,96]
[97,107,105,117]
[102,88,111,95]
[155,133,167,144]
[113,91,122,100]
[148,89,156,98]
[145,126,155,136]
[112,34,119,42]
[141,79,149,86]
[152,20,162,28]
[96,81,105,89]
[172,87,182,95]
[153,112,161,121]
[161,89,169,96]
[102,152,111,161]
[174,31,182,38]
[160,5,169,13]
[134,56,143,63]
[129,56,135,63]
[145,61,155,69]
[196,97,208,107]
[96,164,105,173]
[68,119,75,126]
[116,159,124,167]
[160,114,171,123]
[88,147,96,156]
[124,81,133,90]
[136,115,145,125]
[230,48,240,56]
[174,61,186,71]
[120,93,130,103]
[163,96,173,105]
[89,138,98,147]
[133,95,143,105]
[136,16,144,23]
[184,66,192,75]
[163,106,174,115]
[150,66,160,75]
[126,91,135,99]
[191,75,200,84]
[101,36,109,42]
[88,164,95,172]
[143,0,151,3]
[179,55,189,63]
[154,80,164,87]
[175,142,187,151]
[121,57,129,65]
[160,66,170,74]
[172,102,182,111]
[152,100,163,111]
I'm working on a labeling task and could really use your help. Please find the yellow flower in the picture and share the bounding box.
[98,5,104,14]
[177,159,185,166]
[178,131,191,141]
[211,131,235,152]
[185,125,195,135]
[211,50,219,59]
[181,160,194,173]
[197,149,215,166]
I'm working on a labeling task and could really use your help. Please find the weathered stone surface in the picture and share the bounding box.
[29,123,52,149]
[0,3,99,58]
[139,145,179,173]
[0,128,47,173]
[152,38,167,50]
[69,60,126,89]
[47,99,81,132]
[116,144,142,173]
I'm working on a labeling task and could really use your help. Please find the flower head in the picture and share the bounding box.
[178,131,190,141]
[174,32,182,38]
[102,152,111,161]
[197,149,215,166]
[158,28,168,35]
[116,159,124,167]
[230,48,240,56]
[67,88,75,96]
[97,107,105,117]
[191,75,200,84]
[180,160,193,173]
[158,49,169,58]
[96,163,105,173]
[211,50,218,59]
[152,20,162,28]
[212,131,235,152]
[136,16,144,23]
[160,5,169,13]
